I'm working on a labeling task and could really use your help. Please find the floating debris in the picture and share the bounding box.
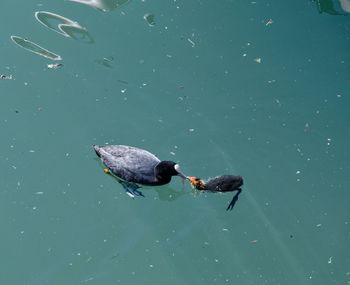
[0,74,14,80]
[35,11,94,43]
[144,13,156,26]
[67,0,129,12]
[117,79,128,84]
[187,38,195,47]
[47,63,63,69]
[254,57,262,63]
[95,56,114,68]
[11,35,62,60]
[265,19,273,26]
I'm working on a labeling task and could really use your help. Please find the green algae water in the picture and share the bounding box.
[1,1,349,284]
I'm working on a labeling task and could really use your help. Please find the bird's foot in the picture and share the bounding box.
[118,180,145,198]
[104,168,111,175]
[226,189,242,211]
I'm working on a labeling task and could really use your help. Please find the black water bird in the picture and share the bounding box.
[188,175,243,210]
[93,145,187,197]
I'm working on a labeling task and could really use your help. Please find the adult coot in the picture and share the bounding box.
[188,175,243,210]
[93,145,187,197]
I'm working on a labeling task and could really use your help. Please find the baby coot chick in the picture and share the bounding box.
[188,175,243,210]
[93,145,187,197]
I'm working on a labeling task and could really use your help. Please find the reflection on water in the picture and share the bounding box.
[11,36,62,60]
[339,0,350,11]
[35,11,94,43]
[315,0,350,14]
[67,0,129,12]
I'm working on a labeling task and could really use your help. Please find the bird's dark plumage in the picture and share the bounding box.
[189,175,243,210]
[93,144,186,197]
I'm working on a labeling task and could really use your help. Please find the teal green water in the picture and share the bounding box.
[1,0,349,284]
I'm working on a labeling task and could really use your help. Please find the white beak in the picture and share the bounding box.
[174,164,188,179]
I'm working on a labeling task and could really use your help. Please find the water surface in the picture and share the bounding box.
[1,0,349,284]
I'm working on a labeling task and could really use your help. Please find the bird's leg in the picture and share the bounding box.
[226,188,242,211]
[104,168,111,175]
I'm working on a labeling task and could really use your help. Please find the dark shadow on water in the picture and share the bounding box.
[226,188,242,211]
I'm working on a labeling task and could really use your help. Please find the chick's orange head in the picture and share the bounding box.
[188,176,206,190]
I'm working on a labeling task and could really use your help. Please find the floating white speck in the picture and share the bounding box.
[296,170,301,174]
[222,228,229,232]
[316,223,322,227]
[170,151,176,155]
[328,256,333,264]
[47,63,63,69]
[189,128,194,132]
[265,19,273,26]
[149,264,154,268]
[187,38,195,47]
[254,58,262,63]
[35,191,44,195]
[29,149,35,153]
